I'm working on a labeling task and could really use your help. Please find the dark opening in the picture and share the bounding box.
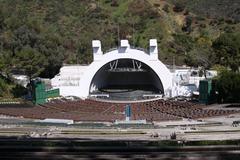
[89,59,163,100]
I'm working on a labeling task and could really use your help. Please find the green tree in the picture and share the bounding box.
[173,34,195,53]
[0,78,7,97]
[185,46,216,77]
[216,70,240,103]
[0,55,4,71]
[213,33,240,72]
[0,51,14,78]
[15,47,46,81]
[126,15,140,46]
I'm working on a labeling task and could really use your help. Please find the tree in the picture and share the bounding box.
[14,47,46,81]
[0,51,14,78]
[0,77,7,97]
[173,34,195,53]
[126,15,140,46]
[213,33,240,72]
[216,70,240,103]
[0,55,4,71]
[185,46,216,77]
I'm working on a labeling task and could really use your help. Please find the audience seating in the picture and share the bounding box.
[0,99,239,122]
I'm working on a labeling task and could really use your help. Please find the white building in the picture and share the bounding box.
[51,39,217,100]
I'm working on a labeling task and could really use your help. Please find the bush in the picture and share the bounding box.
[173,3,185,12]
[216,71,240,103]
[11,84,28,98]
[162,4,170,13]
[0,77,7,97]
[110,0,119,7]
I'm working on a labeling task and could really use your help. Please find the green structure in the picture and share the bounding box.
[199,79,216,104]
[31,80,59,104]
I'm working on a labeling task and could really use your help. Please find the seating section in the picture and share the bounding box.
[0,99,239,122]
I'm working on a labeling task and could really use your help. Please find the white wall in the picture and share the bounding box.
[51,40,173,98]
[78,48,172,98]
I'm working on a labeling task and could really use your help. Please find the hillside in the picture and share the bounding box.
[0,0,239,82]
[169,0,240,22]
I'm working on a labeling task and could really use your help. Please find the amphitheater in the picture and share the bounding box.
[0,39,238,124]
[1,40,240,159]
[51,39,174,99]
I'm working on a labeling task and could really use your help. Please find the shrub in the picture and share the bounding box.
[173,3,185,12]
[0,78,7,97]
[216,71,240,103]
[110,0,119,7]
[162,4,170,13]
